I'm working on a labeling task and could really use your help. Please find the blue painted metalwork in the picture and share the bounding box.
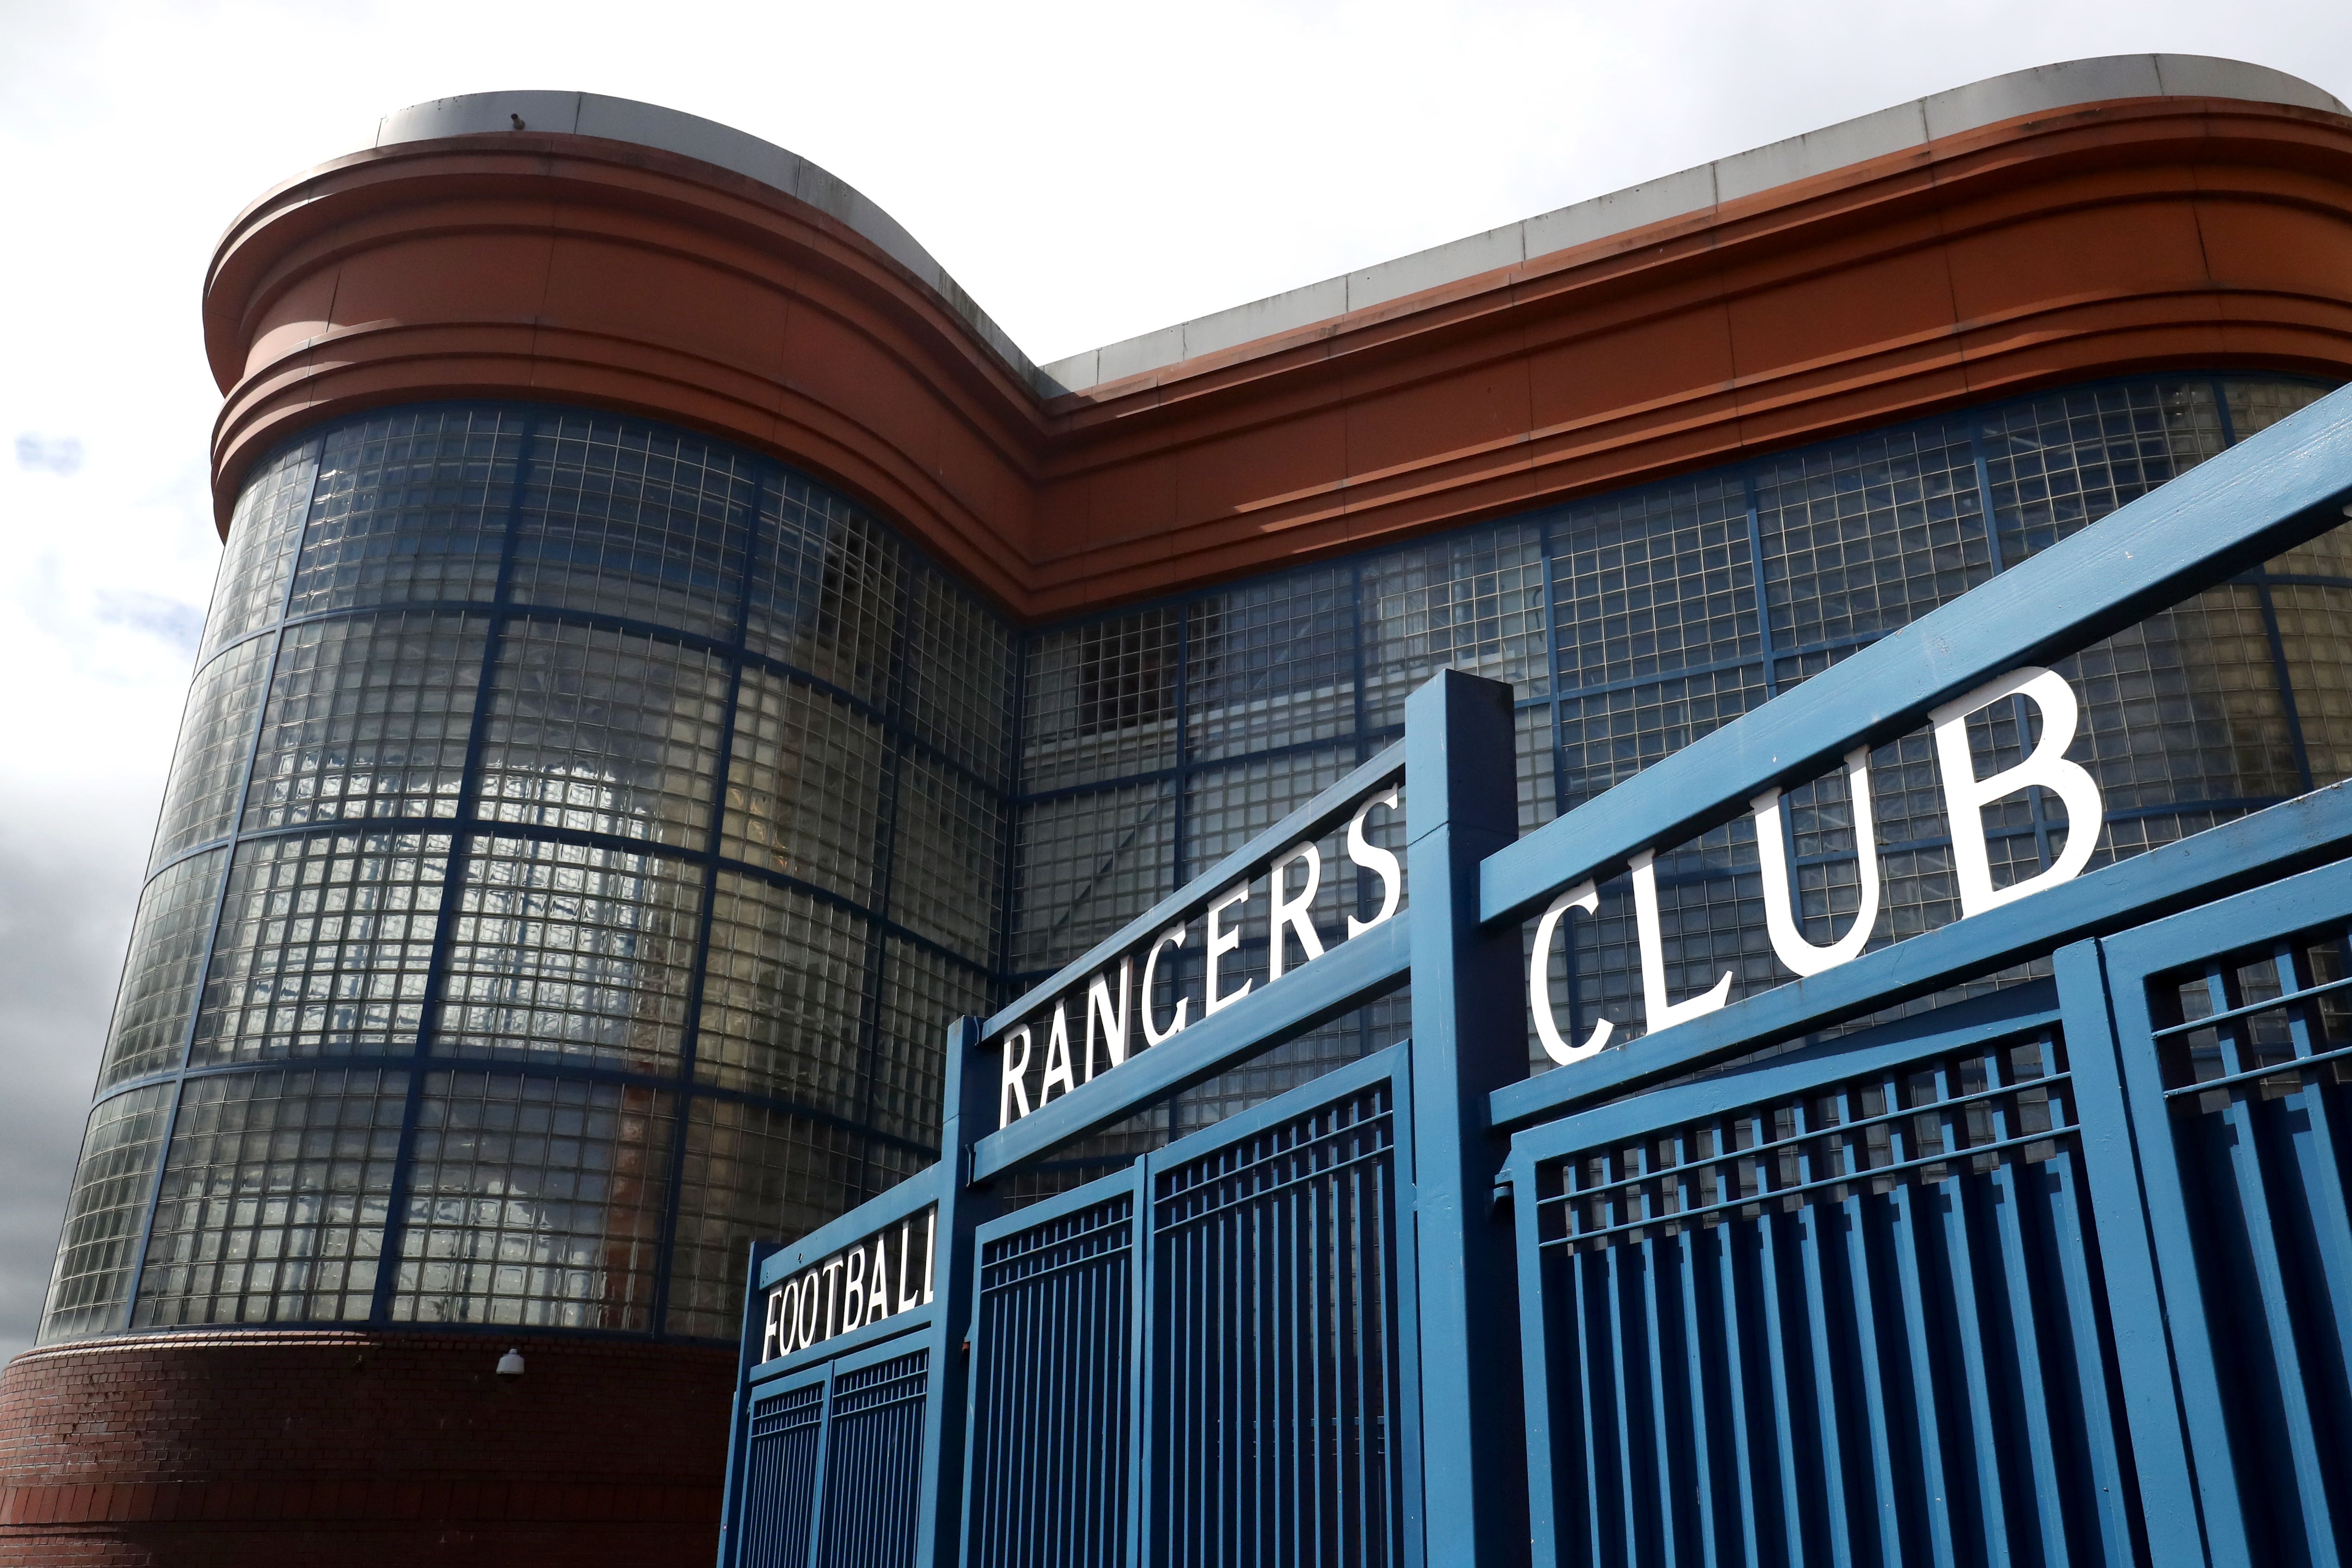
[724,380,2352,1568]
[1404,670,1531,1568]
[2064,857,2352,1568]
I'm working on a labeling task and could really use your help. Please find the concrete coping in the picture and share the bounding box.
[375,55,2346,401]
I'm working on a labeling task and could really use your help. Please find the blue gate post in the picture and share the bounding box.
[916,1014,996,1567]
[1407,669,1532,1568]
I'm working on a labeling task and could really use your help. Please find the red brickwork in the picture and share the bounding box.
[0,1332,734,1565]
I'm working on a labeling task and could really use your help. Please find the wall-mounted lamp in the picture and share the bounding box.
[496,1348,525,1378]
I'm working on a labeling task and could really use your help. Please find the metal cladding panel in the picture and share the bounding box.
[1146,1075,1409,1568]
[1517,999,2134,1567]
[966,1190,1136,1568]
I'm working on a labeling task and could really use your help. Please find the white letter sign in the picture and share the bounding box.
[1751,746,1881,977]
[1528,663,2114,1063]
[1930,666,2103,916]
[1530,880,1611,1065]
[990,776,1405,1123]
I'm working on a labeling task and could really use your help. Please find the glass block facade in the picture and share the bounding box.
[39,373,2350,1346]
[41,407,1008,1346]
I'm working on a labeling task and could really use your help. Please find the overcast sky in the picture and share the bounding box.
[2,0,2347,1365]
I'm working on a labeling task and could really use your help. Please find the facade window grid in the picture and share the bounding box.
[143,812,995,995]
[52,373,2348,1346]
[197,590,1012,811]
[86,1051,939,1154]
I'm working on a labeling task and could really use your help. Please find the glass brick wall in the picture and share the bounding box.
[40,406,1009,1345]
[39,372,2350,1344]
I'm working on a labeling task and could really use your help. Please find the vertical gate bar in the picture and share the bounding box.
[1390,1067,1424,1568]
[971,1264,994,1566]
[1299,1141,1317,1568]
[1194,1176,1211,1568]
[1636,1144,1682,1566]
[2052,937,2225,1567]
[1243,1146,1261,1565]
[2037,1122,2138,1566]
[2274,938,2352,1437]
[1789,1097,1857,1568]
[1097,1218,1117,1564]
[917,1017,993,1568]
[1288,1128,1307,1568]
[1128,1166,1151,1568]
[1710,1122,1764,1568]
[1079,1220,1099,1561]
[1750,1112,1814,1568]
[1007,1233,1028,1564]
[1576,1192,1612,1564]
[1047,1219,1069,1562]
[1154,1178,1177,1568]
[1980,1048,2077,1568]
[1670,1129,1724,1568]
[1928,1058,2014,1568]
[1406,669,1532,1568]
[1083,1219,1095,1559]
[2199,963,2339,1567]
[804,1367,836,1568]
[1605,1157,1644,1561]
[1513,1148,1565,1568]
[1832,1085,1907,1568]
[1269,1135,1286,1564]
[1307,1130,1328,1568]
[1214,1167,1231,1568]
[1879,1070,1961,1568]
[1345,1147,1364,1561]
[1312,1131,1330,1568]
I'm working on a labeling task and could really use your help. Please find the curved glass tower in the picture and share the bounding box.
[40,406,1009,1345]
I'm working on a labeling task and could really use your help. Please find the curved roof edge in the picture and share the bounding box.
[378,54,2345,400]
[374,89,1062,398]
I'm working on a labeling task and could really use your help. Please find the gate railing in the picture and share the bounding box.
[722,383,2352,1568]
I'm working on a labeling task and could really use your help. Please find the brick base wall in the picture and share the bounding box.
[0,1331,734,1566]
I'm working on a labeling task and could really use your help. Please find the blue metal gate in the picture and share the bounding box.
[1508,986,2132,1567]
[958,1047,1417,1568]
[2066,859,2352,1567]
[719,384,2352,1568]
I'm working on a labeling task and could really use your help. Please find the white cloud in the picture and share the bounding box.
[0,0,2345,1363]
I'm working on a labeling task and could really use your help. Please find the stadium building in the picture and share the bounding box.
[5,52,2352,1565]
